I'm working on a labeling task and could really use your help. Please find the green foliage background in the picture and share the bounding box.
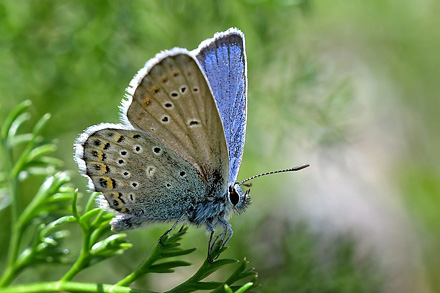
[1,0,439,292]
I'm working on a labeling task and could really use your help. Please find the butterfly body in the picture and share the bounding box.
[75,28,249,251]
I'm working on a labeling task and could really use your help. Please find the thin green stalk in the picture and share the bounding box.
[0,175,68,286]
[0,104,49,284]
[0,281,155,293]
[60,227,91,281]
[5,174,20,264]
[0,244,36,286]
[0,261,19,288]
[115,244,161,286]
[0,130,21,287]
[165,260,212,293]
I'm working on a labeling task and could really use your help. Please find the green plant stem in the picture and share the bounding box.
[0,175,68,286]
[0,103,46,286]
[0,281,155,293]
[6,177,20,260]
[61,227,91,281]
[0,262,19,288]
[0,137,22,287]
[0,247,36,287]
[115,244,161,287]
[165,260,211,293]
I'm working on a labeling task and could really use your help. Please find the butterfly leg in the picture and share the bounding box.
[159,214,185,246]
[210,219,233,261]
[218,218,233,249]
[207,219,233,263]
[207,222,216,263]
[178,224,186,233]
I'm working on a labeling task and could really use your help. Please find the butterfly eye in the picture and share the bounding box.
[229,188,239,206]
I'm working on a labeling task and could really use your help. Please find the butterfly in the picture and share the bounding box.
[74,28,308,261]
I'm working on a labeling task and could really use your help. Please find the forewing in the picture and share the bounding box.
[193,28,247,184]
[75,125,204,221]
[123,50,229,191]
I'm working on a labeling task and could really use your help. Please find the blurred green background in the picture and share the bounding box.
[1,0,439,292]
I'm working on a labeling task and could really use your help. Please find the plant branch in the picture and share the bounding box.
[0,101,32,287]
[1,281,155,293]
[116,227,194,287]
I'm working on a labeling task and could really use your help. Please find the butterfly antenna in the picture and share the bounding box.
[238,164,310,186]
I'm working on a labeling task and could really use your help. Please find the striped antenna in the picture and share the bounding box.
[238,164,310,186]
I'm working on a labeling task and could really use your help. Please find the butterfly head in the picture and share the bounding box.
[228,183,250,213]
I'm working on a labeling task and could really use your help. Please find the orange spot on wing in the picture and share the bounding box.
[143,96,152,106]
[151,86,160,94]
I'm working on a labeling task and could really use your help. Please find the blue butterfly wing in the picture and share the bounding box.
[194,28,247,184]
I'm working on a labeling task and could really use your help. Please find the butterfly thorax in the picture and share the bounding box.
[188,168,229,225]
[189,182,249,228]
[189,193,232,227]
